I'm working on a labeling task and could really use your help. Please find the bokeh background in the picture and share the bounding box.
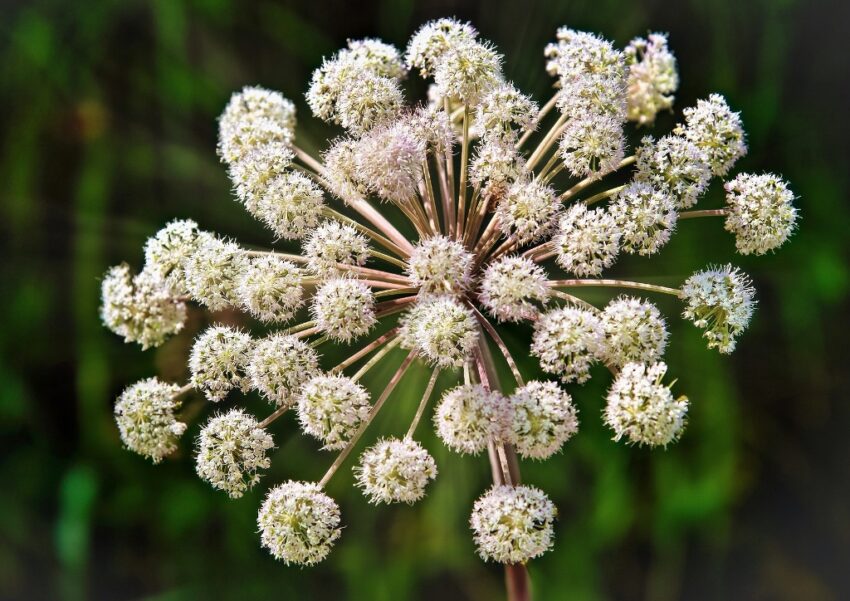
[2,0,849,599]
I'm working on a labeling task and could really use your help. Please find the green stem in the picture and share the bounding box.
[679,208,728,220]
[405,368,440,439]
[548,279,682,297]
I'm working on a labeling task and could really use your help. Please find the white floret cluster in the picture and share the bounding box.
[102,18,797,574]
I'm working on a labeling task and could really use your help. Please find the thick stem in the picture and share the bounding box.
[457,104,471,239]
[405,368,440,439]
[548,279,682,297]
[679,208,728,220]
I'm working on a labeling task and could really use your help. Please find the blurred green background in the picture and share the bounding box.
[2,0,849,599]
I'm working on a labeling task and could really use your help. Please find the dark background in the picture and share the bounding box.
[2,0,849,599]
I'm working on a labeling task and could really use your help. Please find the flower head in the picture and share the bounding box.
[237,255,304,322]
[433,39,503,103]
[473,83,538,140]
[311,278,377,342]
[479,255,549,322]
[604,362,688,446]
[407,297,478,368]
[218,86,296,165]
[354,120,426,205]
[531,307,604,383]
[723,172,798,255]
[258,481,341,565]
[609,181,677,256]
[355,437,438,504]
[681,264,756,353]
[600,297,668,367]
[183,234,246,311]
[470,484,557,564]
[253,171,324,240]
[189,325,253,402]
[143,219,205,295]
[247,333,320,408]
[509,381,579,460]
[297,374,371,450]
[554,203,621,276]
[304,220,371,276]
[676,94,747,176]
[195,408,274,497]
[559,114,626,179]
[408,235,474,293]
[496,179,560,244]
[435,384,512,454]
[406,18,478,76]
[114,378,186,463]
[635,135,711,209]
[100,264,187,349]
[625,33,678,125]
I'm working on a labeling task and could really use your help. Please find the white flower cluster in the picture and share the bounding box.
[103,18,797,574]
[195,408,274,498]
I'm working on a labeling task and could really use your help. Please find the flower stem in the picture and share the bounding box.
[352,337,402,382]
[679,208,728,220]
[559,155,635,201]
[516,91,559,150]
[319,351,417,488]
[548,279,682,297]
[583,184,625,206]
[457,104,471,239]
[332,328,401,373]
[405,368,440,439]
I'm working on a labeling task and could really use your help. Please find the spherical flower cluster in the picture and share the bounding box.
[183,234,245,311]
[354,120,426,205]
[604,362,688,446]
[195,408,274,498]
[635,135,711,209]
[406,297,478,368]
[723,172,797,255]
[559,114,626,179]
[473,83,538,140]
[297,375,371,450]
[237,255,304,322]
[355,437,438,504]
[143,219,205,295]
[681,264,756,353]
[469,136,526,201]
[435,384,512,454]
[254,171,325,240]
[189,325,253,402]
[229,142,295,212]
[470,484,557,564]
[304,221,370,276]
[555,203,621,276]
[600,297,668,367]
[408,235,474,293]
[479,255,549,322]
[675,94,747,177]
[311,278,377,342]
[609,181,678,256]
[406,18,478,76]
[509,381,579,460]
[322,137,367,204]
[496,179,560,244]
[432,38,503,103]
[247,333,320,408]
[258,481,341,566]
[307,38,405,131]
[218,86,296,165]
[114,378,186,463]
[100,264,187,350]
[625,33,678,125]
[531,307,604,383]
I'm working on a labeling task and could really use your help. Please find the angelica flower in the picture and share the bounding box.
[258,481,341,566]
[355,120,426,205]
[183,234,245,311]
[509,381,579,460]
[100,264,187,350]
[409,296,478,368]
[218,86,296,165]
[435,384,512,454]
[609,181,678,256]
[408,235,474,293]
[559,114,626,179]
[554,203,621,277]
[189,325,252,402]
[433,38,502,103]
[469,136,527,201]
[297,374,371,450]
[635,135,711,209]
[604,362,688,446]
[406,18,478,76]
[681,264,756,353]
[600,297,668,367]
[228,141,295,212]
[114,378,186,463]
[195,408,274,498]
[143,219,205,295]
[311,278,377,343]
[531,307,604,383]
[355,437,438,504]
[336,72,404,136]
[237,255,304,322]
[470,484,557,564]
[625,33,678,125]
[723,172,798,255]
[304,221,370,276]
[479,255,549,322]
[473,83,538,140]
[322,137,367,204]
[247,333,320,408]
[254,171,324,240]
[496,179,560,244]
[676,94,747,177]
